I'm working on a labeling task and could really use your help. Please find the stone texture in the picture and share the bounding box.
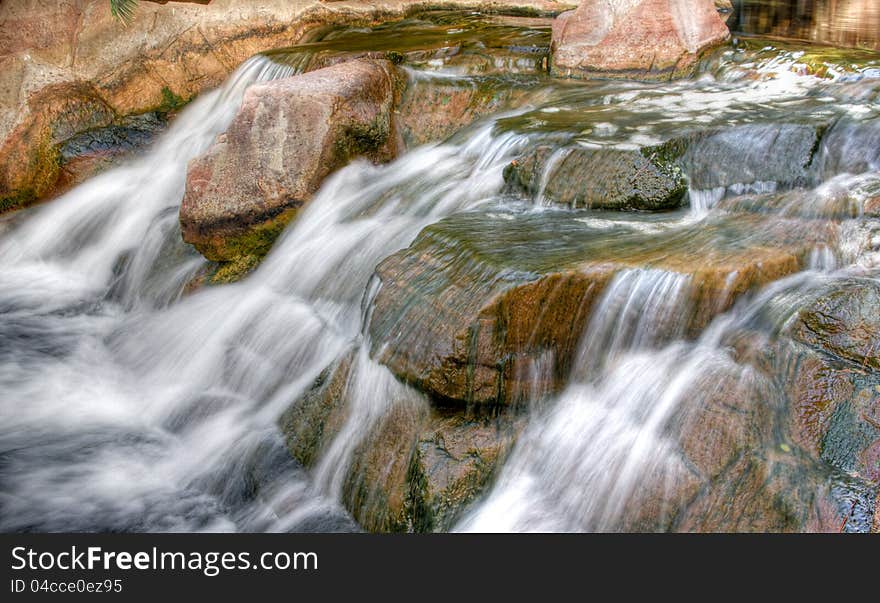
[397,78,521,148]
[813,118,880,180]
[367,210,828,406]
[791,279,880,371]
[280,351,523,532]
[659,122,824,193]
[180,58,403,261]
[503,144,687,210]
[550,0,730,80]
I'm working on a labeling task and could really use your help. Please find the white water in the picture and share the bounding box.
[0,54,529,530]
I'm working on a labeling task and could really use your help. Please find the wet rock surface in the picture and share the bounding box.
[367,209,832,406]
[504,144,687,210]
[397,77,525,148]
[661,122,824,194]
[53,112,169,194]
[791,279,880,371]
[281,351,524,532]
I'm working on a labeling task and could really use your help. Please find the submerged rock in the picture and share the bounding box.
[660,122,824,195]
[550,0,730,80]
[812,118,880,179]
[791,279,880,371]
[503,144,687,210]
[367,210,829,406]
[180,59,403,262]
[280,350,523,532]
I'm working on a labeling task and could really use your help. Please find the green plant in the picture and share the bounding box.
[110,0,138,23]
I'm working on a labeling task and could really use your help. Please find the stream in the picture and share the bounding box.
[1,12,879,533]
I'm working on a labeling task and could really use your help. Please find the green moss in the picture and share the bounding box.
[384,50,406,65]
[1,135,62,214]
[159,87,186,112]
[0,188,37,213]
[209,206,300,264]
[209,254,262,285]
[404,447,434,532]
[344,116,391,157]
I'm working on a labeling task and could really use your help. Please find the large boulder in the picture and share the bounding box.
[180,59,403,261]
[367,210,830,406]
[550,0,730,80]
[503,144,687,210]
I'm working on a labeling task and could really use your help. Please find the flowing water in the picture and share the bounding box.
[2,13,879,532]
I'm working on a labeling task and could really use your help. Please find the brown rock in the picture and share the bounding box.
[180,58,403,261]
[550,0,730,80]
[0,83,115,211]
[368,210,824,406]
[791,279,880,371]
[787,354,854,456]
[397,78,519,148]
[280,351,523,532]
[874,496,880,533]
[676,455,844,532]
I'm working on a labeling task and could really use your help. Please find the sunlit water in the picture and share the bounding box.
[2,14,880,532]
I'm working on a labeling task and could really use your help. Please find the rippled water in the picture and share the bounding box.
[2,12,879,532]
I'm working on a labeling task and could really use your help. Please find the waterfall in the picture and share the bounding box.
[2,14,879,534]
[0,62,528,530]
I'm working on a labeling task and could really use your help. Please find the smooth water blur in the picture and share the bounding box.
[2,12,880,532]
[0,49,529,530]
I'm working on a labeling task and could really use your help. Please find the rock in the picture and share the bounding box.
[783,314,880,496]
[0,83,116,211]
[791,279,880,371]
[813,118,880,179]
[280,350,523,532]
[715,176,875,220]
[675,455,844,532]
[367,210,826,406]
[874,496,880,533]
[659,123,823,195]
[280,350,356,470]
[180,59,403,262]
[715,0,735,26]
[52,112,168,196]
[503,144,687,210]
[397,78,521,148]
[550,0,730,80]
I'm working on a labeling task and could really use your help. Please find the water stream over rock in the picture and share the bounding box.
[1,12,878,533]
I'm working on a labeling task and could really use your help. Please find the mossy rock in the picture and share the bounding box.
[503,144,687,210]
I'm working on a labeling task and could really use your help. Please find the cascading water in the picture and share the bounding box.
[0,47,528,530]
[2,13,880,533]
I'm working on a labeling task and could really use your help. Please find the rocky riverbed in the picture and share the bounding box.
[0,1,878,533]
